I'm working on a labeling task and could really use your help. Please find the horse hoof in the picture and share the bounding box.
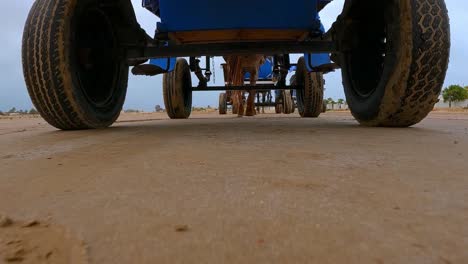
[245,111,256,117]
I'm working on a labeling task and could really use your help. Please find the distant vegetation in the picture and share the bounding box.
[6,87,466,116]
[191,106,217,112]
[123,109,141,113]
[326,98,346,110]
[442,85,468,108]
[0,108,39,116]
[155,105,164,112]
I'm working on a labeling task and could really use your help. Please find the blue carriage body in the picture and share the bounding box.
[144,0,333,74]
[143,0,332,33]
[143,0,331,33]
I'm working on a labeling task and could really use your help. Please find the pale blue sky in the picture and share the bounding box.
[0,0,466,111]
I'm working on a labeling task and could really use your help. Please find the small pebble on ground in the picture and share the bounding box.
[175,225,189,232]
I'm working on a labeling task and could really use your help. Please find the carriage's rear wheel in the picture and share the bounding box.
[339,0,450,127]
[22,0,129,130]
[163,58,192,119]
[295,57,324,118]
[275,103,282,114]
[282,90,294,114]
[219,93,227,115]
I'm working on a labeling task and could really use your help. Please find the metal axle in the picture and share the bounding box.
[192,85,301,92]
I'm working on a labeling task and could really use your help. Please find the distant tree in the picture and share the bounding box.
[7,107,16,113]
[442,85,468,108]
[29,108,39,115]
[155,105,162,112]
[0,111,4,116]
[207,105,212,109]
[337,99,345,109]
[327,98,336,110]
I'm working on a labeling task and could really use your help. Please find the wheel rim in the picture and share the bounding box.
[343,1,395,98]
[74,7,121,108]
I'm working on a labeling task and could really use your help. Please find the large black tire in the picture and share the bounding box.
[163,58,192,119]
[22,0,129,130]
[322,101,327,113]
[219,93,227,115]
[295,57,324,118]
[339,0,450,127]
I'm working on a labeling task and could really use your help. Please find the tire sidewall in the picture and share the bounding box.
[341,0,416,125]
[65,0,128,127]
[219,93,227,114]
[295,57,324,117]
[163,58,192,118]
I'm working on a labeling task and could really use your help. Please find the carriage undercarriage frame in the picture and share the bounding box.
[22,0,450,129]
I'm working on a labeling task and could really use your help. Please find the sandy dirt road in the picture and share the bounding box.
[0,111,467,264]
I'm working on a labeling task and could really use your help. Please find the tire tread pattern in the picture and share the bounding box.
[365,0,450,127]
[219,93,227,115]
[22,0,127,130]
[296,57,324,118]
[163,58,192,119]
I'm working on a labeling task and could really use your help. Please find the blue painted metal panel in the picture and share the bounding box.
[149,57,176,72]
[155,0,323,32]
[305,53,331,70]
[143,0,333,19]
[141,1,334,74]
[244,57,273,80]
[304,22,331,71]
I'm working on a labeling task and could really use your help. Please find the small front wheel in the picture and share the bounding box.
[282,90,295,114]
[275,103,283,114]
[219,93,227,115]
[163,58,192,119]
[295,57,324,118]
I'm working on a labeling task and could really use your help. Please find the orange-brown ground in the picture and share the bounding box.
[0,111,467,263]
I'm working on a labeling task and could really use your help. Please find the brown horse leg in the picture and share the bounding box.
[245,90,256,116]
[261,92,265,114]
[236,91,245,117]
[245,72,257,116]
[256,93,260,113]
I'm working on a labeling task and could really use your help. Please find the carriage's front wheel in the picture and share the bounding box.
[163,58,193,119]
[219,93,227,115]
[295,57,324,118]
[22,0,129,130]
[275,103,283,114]
[340,0,450,127]
[282,90,295,114]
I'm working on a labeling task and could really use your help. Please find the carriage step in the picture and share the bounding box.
[131,64,167,76]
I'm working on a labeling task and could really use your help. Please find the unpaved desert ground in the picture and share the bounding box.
[0,111,467,264]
